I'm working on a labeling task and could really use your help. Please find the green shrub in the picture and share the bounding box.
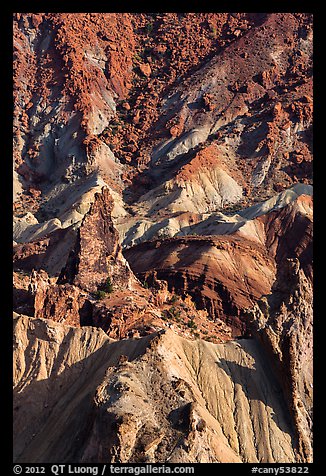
[134,53,143,62]
[146,22,154,34]
[170,294,178,304]
[172,310,181,319]
[209,25,217,38]
[96,290,106,300]
[187,319,197,329]
[161,311,169,321]
[104,278,113,294]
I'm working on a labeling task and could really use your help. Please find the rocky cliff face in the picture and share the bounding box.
[58,187,137,292]
[248,259,313,462]
[13,13,313,463]
[14,314,297,463]
[125,235,276,335]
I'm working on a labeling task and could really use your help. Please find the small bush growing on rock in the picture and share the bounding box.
[187,319,197,329]
[96,290,106,300]
[209,25,217,38]
[104,278,113,293]
[172,309,181,319]
[170,294,178,304]
[146,22,154,34]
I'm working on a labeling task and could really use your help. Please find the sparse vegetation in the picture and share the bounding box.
[209,25,217,38]
[169,307,181,319]
[104,277,113,294]
[187,319,197,329]
[133,52,143,63]
[94,277,114,300]
[146,22,154,34]
[170,294,178,304]
[96,290,106,300]
[161,312,168,321]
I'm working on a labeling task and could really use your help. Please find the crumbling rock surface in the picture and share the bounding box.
[124,188,312,339]
[14,315,297,463]
[13,13,312,219]
[125,235,276,336]
[13,12,313,464]
[124,12,312,210]
[13,226,78,276]
[34,282,91,327]
[258,195,313,280]
[58,187,137,293]
[247,259,313,462]
[13,188,230,344]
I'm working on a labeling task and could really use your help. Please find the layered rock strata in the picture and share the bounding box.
[13,12,313,464]
[125,235,276,336]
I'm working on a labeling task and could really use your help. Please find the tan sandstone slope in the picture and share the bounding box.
[14,314,296,463]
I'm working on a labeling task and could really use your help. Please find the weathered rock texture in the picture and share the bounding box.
[13,12,313,464]
[125,235,276,336]
[248,259,313,462]
[124,188,313,337]
[58,187,137,293]
[14,314,297,463]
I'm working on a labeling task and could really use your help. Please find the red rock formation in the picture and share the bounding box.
[125,235,276,336]
[59,187,137,293]
[34,283,89,327]
[12,12,313,464]
[13,11,313,340]
[258,195,313,280]
[14,13,313,212]
[13,227,77,276]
